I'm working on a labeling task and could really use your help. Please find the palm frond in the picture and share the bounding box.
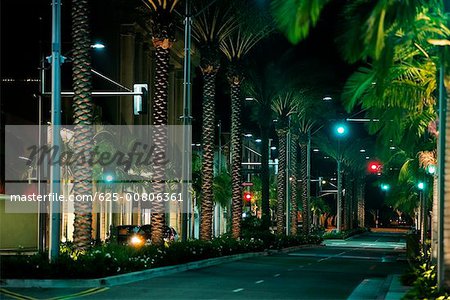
[192,1,238,45]
[220,27,271,61]
[271,0,330,44]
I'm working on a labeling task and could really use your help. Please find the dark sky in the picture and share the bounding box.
[0,0,385,213]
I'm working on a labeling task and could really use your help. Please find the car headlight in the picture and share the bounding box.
[130,235,144,246]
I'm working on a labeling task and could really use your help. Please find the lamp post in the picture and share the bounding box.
[48,0,62,262]
[335,123,347,232]
[417,181,427,249]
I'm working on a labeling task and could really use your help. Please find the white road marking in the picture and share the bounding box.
[274,274,281,277]
[255,280,264,284]
[233,288,244,293]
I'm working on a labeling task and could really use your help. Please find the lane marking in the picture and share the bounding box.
[274,274,281,277]
[0,289,37,300]
[255,280,264,284]
[48,287,110,300]
[233,288,244,293]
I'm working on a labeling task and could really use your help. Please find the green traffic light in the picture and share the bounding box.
[427,165,436,175]
[417,182,425,190]
[381,184,390,191]
[335,124,346,135]
[104,174,114,183]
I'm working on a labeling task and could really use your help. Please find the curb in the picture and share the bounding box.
[267,243,324,254]
[0,251,268,288]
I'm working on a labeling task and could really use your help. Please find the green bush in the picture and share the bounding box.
[402,249,450,299]
[1,233,321,279]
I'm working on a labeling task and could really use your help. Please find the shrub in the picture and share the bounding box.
[1,233,321,279]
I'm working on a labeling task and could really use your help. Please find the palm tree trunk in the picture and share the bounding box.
[276,128,287,234]
[200,70,218,241]
[290,133,299,235]
[230,80,243,239]
[260,124,270,230]
[150,41,171,245]
[72,0,94,250]
[299,139,308,235]
[342,176,348,231]
[348,177,354,229]
[356,177,365,227]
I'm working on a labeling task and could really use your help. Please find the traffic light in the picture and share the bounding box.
[418,181,425,190]
[103,165,116,183]
[380,183,390,191]
[243,191,252,202]
[368,161,382,173]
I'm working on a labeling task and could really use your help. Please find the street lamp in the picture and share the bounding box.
[334,122,348,232]
[417,180,427,246]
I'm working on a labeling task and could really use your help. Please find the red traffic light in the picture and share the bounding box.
[368,161,382,173]
[243,191,252,202]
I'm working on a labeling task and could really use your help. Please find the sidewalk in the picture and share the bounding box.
[347,275,411,300]
[384,275,411,300]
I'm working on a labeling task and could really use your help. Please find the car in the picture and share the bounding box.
[116,224,178,246]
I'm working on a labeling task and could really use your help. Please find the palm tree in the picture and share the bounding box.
[145,0,181,244]
[192,1,236,241]
[71,0,95,250]
[220,22,270,238]
[315,135,361,232]
[245,62,287,231]
[271,92,299,234]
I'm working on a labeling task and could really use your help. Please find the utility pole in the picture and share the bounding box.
[48,0,62,262]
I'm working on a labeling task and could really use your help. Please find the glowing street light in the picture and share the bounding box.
[418,181,425,190]
[381,184,390,191]
[427,164,437,175]
[91,42,105,49]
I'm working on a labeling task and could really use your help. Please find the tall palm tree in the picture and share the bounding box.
[145,0,181,244]
[192,1,236,241]
[271,92,299,234]
[245,62,286,231]
[71,0,94,250]
[220,24,270,238]
[289,130,299,235]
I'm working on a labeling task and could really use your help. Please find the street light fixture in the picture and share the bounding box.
[334,122,348,233]
[91,42,105,49]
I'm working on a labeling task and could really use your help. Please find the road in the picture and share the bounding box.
[0,232,408,300]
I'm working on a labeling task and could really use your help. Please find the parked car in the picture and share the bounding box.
[116,224,178,246]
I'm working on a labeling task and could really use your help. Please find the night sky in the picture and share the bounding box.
[0,0,386,220]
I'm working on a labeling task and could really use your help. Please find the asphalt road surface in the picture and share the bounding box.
[0,232,408,300]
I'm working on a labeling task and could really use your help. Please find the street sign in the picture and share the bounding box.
[242,182,253,186]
